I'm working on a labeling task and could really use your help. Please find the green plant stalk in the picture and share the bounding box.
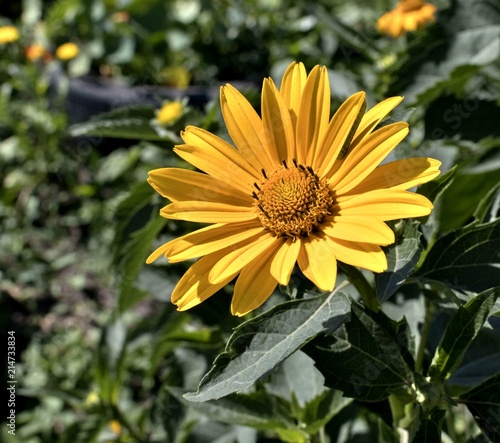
[112,404,144,441]
[339,263,379,312]
[415,297,434,373]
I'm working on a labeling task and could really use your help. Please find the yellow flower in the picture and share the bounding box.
[147,62,441,316]
[55,42,79,60]
[377,0,437,38]
[109,420,121,435]
[156,101,183,125]
[25,43,46,61]
[0,25,19,45]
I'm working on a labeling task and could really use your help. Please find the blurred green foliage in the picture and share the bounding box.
[1,0,500,442]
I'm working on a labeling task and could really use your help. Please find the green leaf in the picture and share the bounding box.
[417,166,457,207]
[111,181,167,312]
[379,107,417,128]
[117,214,166,313]
[112,181,157,256]
[416,219,500,293]
[184,287,351,402]
[429,288,499,381]
[304,300,414,401]
[445,26,500,69]
[95,318,127,405]
[377,417,401,443]
[406,25,500,105]
[439,163,500,231]
[96,147,141,184]
[169,388,299,434]
[266,351,352,435]
[474,182,500,224]
[460,373,500,442]
[67,105,178,141]
[375,220,422,301]
[448,352,500,388]
[149,313,222,375]
[266,350,327,407]
[411,408,446,443]
[300,389,352,436]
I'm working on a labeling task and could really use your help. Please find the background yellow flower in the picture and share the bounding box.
[55,42,80,60]
[156,101,183,125]
[25,44,46,61]
[0,25,19,44]
[377,0,437,38]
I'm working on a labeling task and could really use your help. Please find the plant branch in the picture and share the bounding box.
[339,263,379,312]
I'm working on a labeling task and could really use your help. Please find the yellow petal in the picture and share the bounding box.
[172,248,237,310]
[345,158,441,194]
[350,96,404,149]
[296,66,331,164]
[314,91,366,175]
[161,201,257,223]
[209,233,280,284]
[146,242,170,264]
[165,222,264,263]
[280,61,307,117]
[220,84,275,172]
[148,168,253,205]
[321,216,395,246]
[178,126,261,191]
[335,189,434,220]
[297,234,337,292]
[330,239,387,272]
[330,122,409,194]
[262,78,295,164]
[270,237,301,285]
[231,245,280,316]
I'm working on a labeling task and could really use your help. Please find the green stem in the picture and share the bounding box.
[415,297,433,374]
[339,263,379,312]
[317,426,327,443]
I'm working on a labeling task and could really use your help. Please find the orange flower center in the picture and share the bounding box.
[253,161,334,237]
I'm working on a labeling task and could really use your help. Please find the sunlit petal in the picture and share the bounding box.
[270,237,301,285]
[148,168,253,205]
[296,66,331,164]
[321,216,395,245]
[209,233,280,284]
[329,122,409,193]
[161,201,257,223]
[262,78,295,164]
[330,239,387,272]
[231,245,280,316]
[172,248,238,310]
[165,222,264,263]
[221,84,275,171]
[336,188,434,220]
[297,234,337,292]
[345,158,441,194]
[314,91,366,175]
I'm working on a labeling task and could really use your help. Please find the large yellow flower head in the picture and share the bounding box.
[147,62,440,316]
[377,0,437,38]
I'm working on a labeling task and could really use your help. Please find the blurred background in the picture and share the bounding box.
[1,0,499,441]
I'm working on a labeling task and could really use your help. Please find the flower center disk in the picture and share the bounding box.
[254,163,334,237]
